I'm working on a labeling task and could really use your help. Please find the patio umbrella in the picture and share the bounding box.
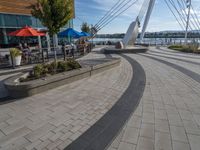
[58,28,83,38]
[8,26,46,49]
[8,26,46,62]
[8,26,45,37]
[81,31,91,37]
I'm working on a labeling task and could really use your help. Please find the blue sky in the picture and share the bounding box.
[74,0,200,34]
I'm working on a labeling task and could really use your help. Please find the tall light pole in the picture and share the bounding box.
[185,0,192,44]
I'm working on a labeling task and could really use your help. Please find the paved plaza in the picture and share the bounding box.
[108,47,200,150]
[0,47,200,150]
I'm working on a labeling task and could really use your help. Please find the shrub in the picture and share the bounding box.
[22,60,81,82]
[48,61,58,74]
[42,64,50,75]
[10,48,22,58]
[57,61,70,72]
[67,58,81,69]
[33,64,44,78]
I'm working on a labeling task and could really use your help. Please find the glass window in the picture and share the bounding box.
[4,14,18,27]
[0,28,3,45]
[17,15,32,27]
[0,14,3,26]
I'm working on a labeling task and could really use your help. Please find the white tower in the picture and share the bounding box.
[140,0,156,42]
[122,0,156,47]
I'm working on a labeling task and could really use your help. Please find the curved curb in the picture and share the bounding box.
[64,54,146,150]
[103,47,148,54]
[4,58,120,99]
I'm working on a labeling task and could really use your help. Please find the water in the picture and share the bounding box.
[91,38,200,45]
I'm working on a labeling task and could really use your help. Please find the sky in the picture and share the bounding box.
[74,0,200,34]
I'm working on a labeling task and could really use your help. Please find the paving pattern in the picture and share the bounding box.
[108,47,200,150]
[1,46,200,150]
[0,47,133,150]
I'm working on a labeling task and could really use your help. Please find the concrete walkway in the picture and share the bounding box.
[108,47,200,150]
[0,47,133,150]
[0,47,200,150]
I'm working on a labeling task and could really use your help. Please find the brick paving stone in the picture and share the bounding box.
[57,139,72,150]
[108,48,200,150]
[172,141,190,150]
[45,139,63,150]
[25,123,55,142]
[0,127,31,147]
[188,134,200,150]
[127,115,142,129]
[183,120,200,135]
[118,142,136,150]
[155,132,172,150]
[140,123,154,139]
[121,127,140,145]
[155,119,170,133]
[170,126,188,143]
[136,137,154,150]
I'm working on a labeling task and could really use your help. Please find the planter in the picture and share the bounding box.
[103,46,149,54]
[9,55,22,67]
[4,58,121,98]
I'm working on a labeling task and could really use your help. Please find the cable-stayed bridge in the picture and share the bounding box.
[92,0,200,48]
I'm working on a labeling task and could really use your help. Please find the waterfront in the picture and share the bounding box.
[92,38,200,45]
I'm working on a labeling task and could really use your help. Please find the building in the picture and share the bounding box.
[0,0,74,48]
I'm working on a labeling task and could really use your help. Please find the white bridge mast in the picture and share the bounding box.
[140,0,156,42]
[122,0,156,47]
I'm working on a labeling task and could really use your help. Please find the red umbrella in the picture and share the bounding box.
[8,26,45,37]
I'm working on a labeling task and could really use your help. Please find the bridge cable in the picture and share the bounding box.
[94,0,124,28]
[164,0,185,30]
[168,0,193,31]
[177,0,199,31]
[97,0,139,31]
[96,0,138,30]
[98,0,139,31]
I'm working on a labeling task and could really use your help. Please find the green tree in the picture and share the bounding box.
[31,0,73,60]
[81,22,90,33]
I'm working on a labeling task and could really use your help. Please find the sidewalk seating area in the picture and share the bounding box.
[0,43,93,69]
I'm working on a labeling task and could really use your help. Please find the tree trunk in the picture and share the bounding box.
[64,47,66,61]
[53,34,58,61]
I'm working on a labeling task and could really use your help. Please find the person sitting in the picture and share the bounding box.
[22,43,31,64]
[70,43,76,58]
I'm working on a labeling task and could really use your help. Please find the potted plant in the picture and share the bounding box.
[9,48,22,67]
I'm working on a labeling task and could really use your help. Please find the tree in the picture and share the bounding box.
[81,22,90,33]
[31,0,73,60]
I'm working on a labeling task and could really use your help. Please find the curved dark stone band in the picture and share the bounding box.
[141,54,200,84]
[152,49,200,60]
[64,54,146,150]
[148,52,200,66]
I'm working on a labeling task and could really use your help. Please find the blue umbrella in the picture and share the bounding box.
[81,32,91,37]
[59,28,83,38]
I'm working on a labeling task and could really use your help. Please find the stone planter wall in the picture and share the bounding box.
[4,58,121,99]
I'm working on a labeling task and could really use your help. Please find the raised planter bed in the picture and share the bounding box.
[4,58,121,98]
[103,46,149,54]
